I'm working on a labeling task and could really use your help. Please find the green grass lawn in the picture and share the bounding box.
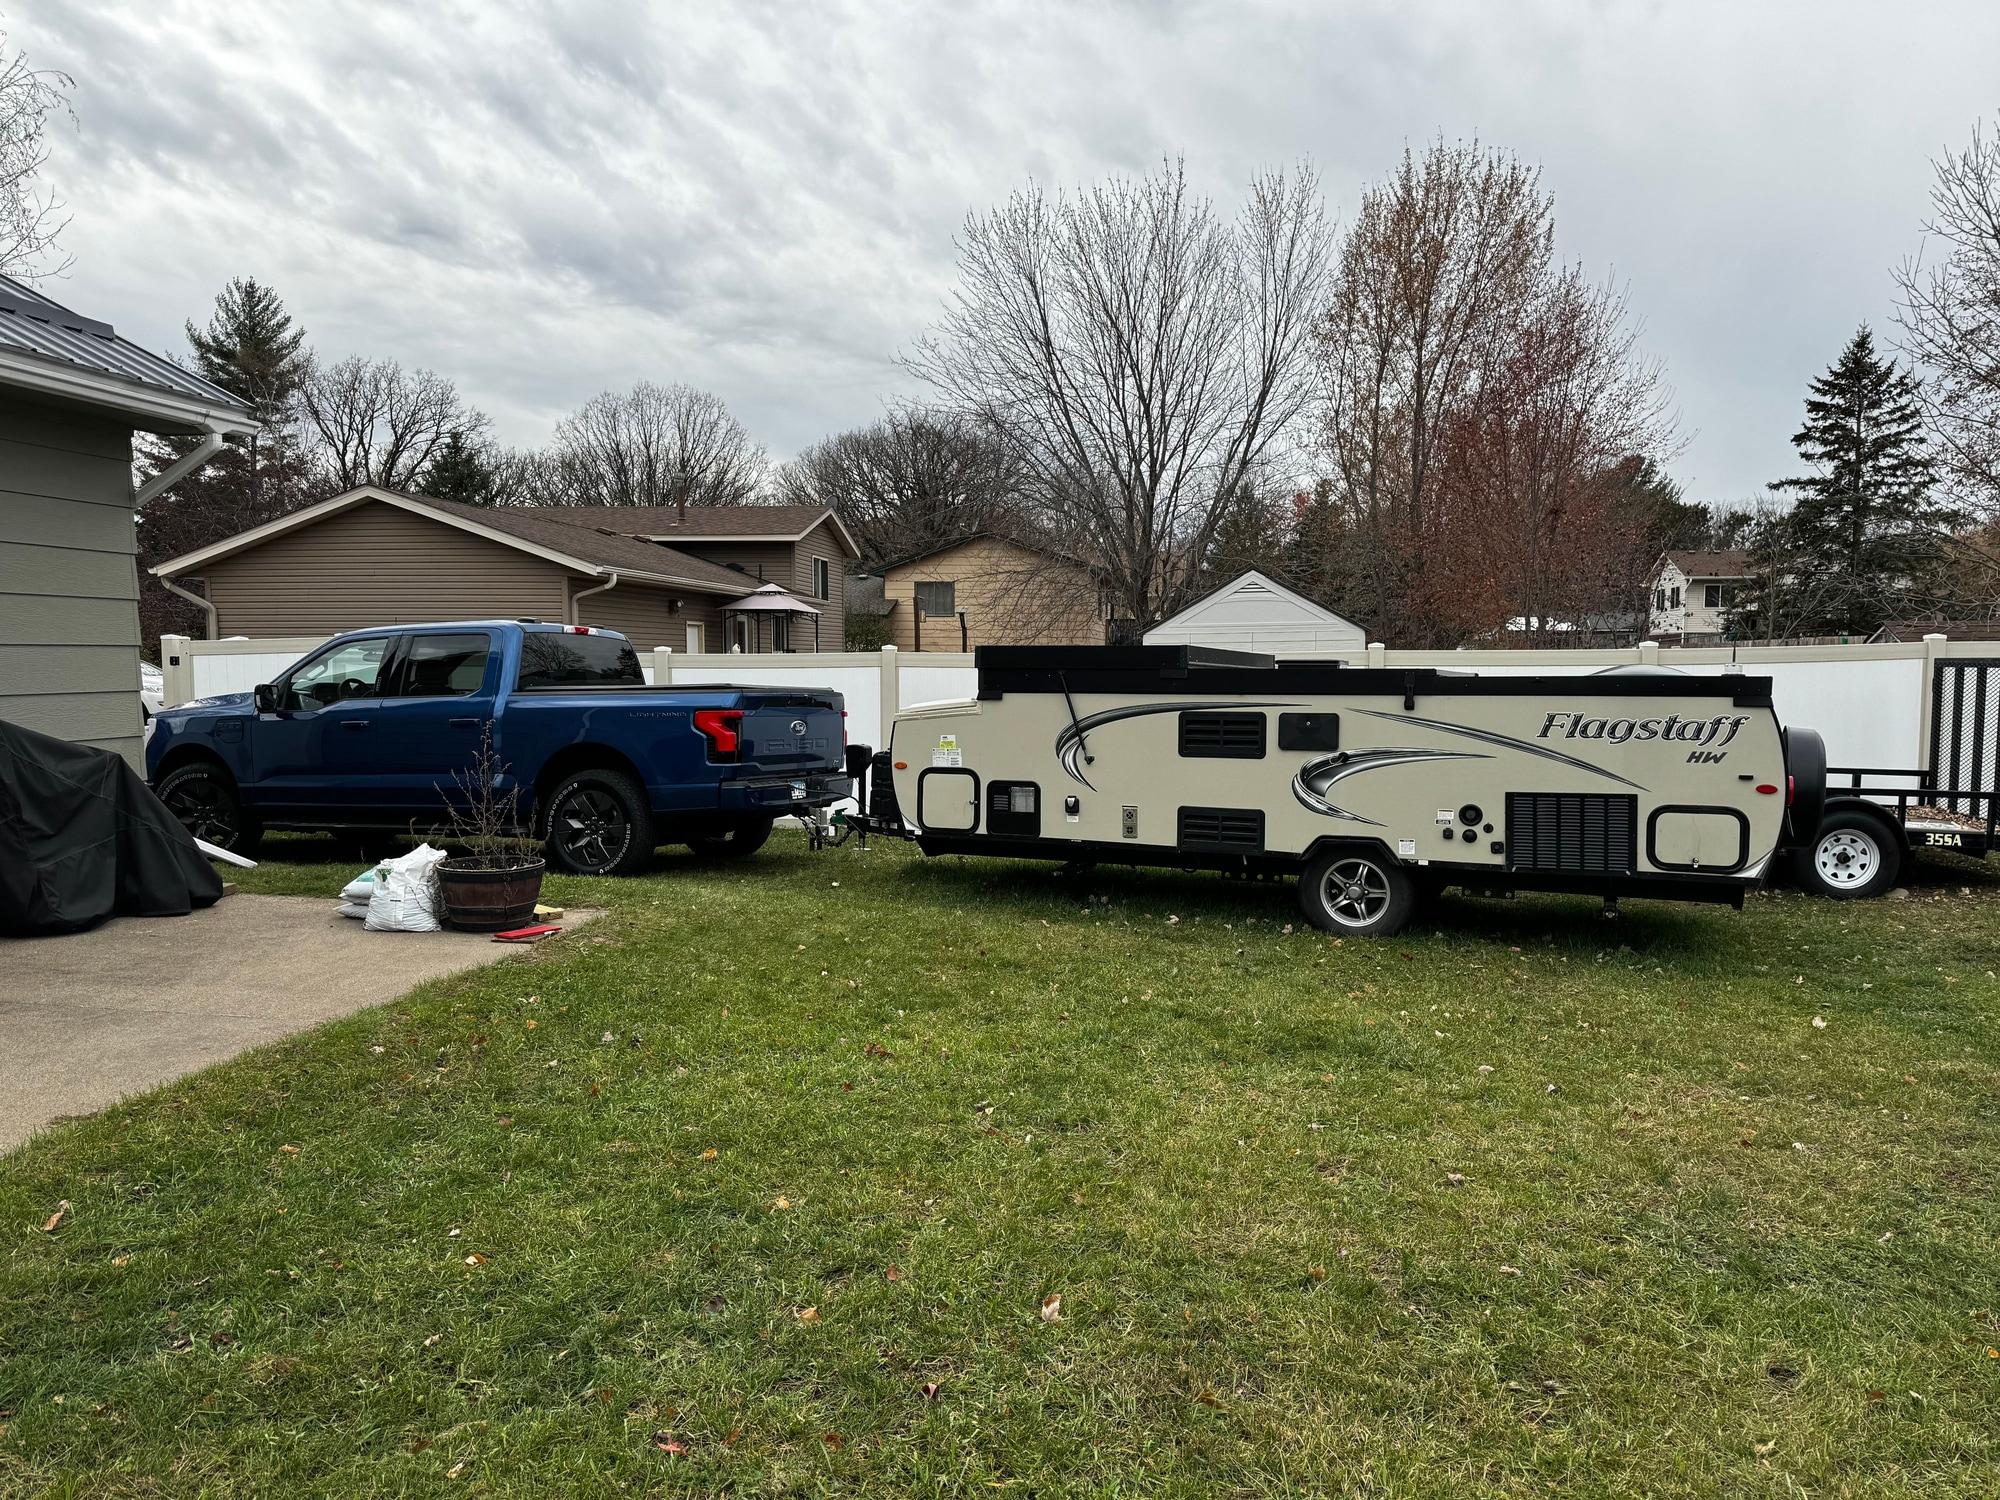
[5,835,2000,1497]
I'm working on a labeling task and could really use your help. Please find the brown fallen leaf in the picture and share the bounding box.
[699,1148,719,1162]
[111,1254,131,1268]
[463,1252,488,1267]
[822,1431,844,1450]
[40,1201,69,1233]
[1040,1293,1063,1323]
[649,1430,689,1456]
[884,1265,902,1282]
[920,1381,941,1400]
[795,1305,820,1324]
[446,1459,469,1479]
[1445,1172,1467,1189]
[278,1144,301,1156]
[523,1019,537,1030]
[772,1196,792,1211]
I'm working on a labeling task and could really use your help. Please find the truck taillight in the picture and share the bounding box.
[694,708,742,760]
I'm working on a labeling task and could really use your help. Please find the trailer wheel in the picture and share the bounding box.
[1791,806,1901,900]
[541,768,654,877]
[1298,848,1416,936]
[687,815,774,859]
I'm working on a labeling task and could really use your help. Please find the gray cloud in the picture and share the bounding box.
[14,0,1999,501]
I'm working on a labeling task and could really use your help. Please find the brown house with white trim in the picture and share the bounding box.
[867,534,1108,652]
[153,486,859,653]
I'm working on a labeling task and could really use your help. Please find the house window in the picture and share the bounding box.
[1654,587,1666,611]
[915,580,955,617]
[812,557,829,600]
[1704,584,1721,609]
[1670,586,1682,609]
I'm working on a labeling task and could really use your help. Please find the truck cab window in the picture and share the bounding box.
[398,633,492,697]
[278,638,389,711]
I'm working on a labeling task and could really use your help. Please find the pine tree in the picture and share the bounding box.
[1765,326,1958,635]
[184,277,307,423]
[419,430,504,506]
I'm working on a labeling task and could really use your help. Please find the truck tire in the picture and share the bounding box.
[1298,847,1416,936]
[540,767,655,877]
[1791,805,1901,899]
[687,815,775,859]
[156,762,263,857]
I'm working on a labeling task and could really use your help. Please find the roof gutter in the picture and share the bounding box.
[568,571,620,625]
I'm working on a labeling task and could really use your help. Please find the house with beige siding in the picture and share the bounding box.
[1,276,256,768]
[152,486,859,653]
[868,534,1108,652]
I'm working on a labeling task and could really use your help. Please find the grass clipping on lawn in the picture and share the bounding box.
[3,837,2000,1495]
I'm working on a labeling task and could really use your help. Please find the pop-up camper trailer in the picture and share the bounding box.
[857,646,1827,935]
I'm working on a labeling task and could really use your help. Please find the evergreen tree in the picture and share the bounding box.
[419,430,504,506]
[1765,325,1957,635]
[184,276,307,422]
[1201,482,1287,587]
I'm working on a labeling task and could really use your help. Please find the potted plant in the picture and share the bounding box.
[430,725,546,931]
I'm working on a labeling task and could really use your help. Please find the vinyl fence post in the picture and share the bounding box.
[1366,642,1386,669]
[879,644,898,749]
[1918,632,1947,769]
[1636,640,1659,666]
[654,646,672,685]
[160,634,192,707]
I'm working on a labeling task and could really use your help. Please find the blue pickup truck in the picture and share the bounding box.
[146,620,851,875]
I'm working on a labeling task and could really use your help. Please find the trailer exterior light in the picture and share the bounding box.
[693,708,743,760]
[1756,783,1779,795]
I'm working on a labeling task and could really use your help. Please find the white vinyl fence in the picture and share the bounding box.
[158,632,1986,787]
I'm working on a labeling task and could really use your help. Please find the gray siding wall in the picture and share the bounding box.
[570,579,725,653]
[0,400,143,766]
[677,519,849,650]
[195,500,573,634]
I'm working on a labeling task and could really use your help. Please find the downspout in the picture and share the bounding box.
[568,571,620,625]
[140,424,231,640]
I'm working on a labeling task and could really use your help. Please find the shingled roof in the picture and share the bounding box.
[1662,549,1753,579]
[600,504,858,555]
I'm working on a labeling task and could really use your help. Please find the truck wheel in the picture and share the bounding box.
[1298,848,1415,936]
[687,816,775,859]
[1791,807,1901,899]
[541,768,654,877]
[156,762,263,857]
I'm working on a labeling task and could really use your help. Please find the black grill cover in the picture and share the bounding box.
[0,717,225,937]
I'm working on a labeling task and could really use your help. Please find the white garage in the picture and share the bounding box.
[1144,570,1367,657]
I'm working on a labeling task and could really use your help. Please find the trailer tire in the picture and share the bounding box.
[1791,805,1901,900]
[541,767,655,877]
[1298,848,1416,936]
[687,815,774,859]
[156,761,263,858]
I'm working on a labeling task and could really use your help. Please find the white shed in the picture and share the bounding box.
[1143,570,1366,656]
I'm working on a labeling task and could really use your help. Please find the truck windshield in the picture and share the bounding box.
[515,632,645,689]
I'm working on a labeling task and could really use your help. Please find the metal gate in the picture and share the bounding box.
[1929,659,2000,813]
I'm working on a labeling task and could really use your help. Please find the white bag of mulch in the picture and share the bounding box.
[339,868,378,905]
[336,901,370,920]
[364,843,449,933]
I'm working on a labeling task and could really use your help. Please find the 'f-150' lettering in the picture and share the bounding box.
[1537,711,1749,749]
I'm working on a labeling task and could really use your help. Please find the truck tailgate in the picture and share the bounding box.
[735,693,844,774]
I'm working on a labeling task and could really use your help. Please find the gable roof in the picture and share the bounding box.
[873,531,1096,576]
[595,504,859,556]
[152,486,760,594]
[1661,549,1752,579]
[0,274,256,437]
[1873,618,2000,643]
[1149,570,1363,634]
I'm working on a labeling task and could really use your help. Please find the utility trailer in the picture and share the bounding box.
[853,645,1826,935]
[1788,764,1996,898]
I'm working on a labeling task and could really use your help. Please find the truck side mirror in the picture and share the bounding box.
[253,683,278,713]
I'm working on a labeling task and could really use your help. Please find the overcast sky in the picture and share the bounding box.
[13,0,2000,504]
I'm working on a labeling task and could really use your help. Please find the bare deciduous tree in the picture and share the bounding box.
[776,409,1020,565]
[0,31,71,281]
[1894,116,2000,516]
[536,381,767,514]
[1316,140,1555,638]
[300,356,488,493]
[909,158,1332,632]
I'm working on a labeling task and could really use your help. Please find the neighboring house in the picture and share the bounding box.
[869,534,1107,652]
[1144,570,1366,656]
[1647,550,1753,640]
[1,275,256,768]
[151,487,859,653]
[1872,619,2000,644]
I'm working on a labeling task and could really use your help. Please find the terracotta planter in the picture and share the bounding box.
[437,855,546,932]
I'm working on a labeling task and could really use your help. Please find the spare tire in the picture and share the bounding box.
[1782,726,1827,845]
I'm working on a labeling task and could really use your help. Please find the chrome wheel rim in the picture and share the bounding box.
[1321,857,1391,927]
[1814,828,1878,888]
[551,787,630,872]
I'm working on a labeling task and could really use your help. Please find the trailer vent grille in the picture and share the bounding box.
[1179,711,1266,759]
[1505,793,1637,875]
[1178,805,1265,853]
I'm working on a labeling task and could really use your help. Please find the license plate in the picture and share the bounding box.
[791,781,806,799]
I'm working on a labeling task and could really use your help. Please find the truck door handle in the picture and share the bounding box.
[448,717,480,728]
[340,719,370,731]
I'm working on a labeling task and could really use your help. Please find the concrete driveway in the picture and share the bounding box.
[1,893,600,1152]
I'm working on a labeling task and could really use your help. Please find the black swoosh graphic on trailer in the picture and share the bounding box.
[1291,748,1490,825]
[1053,701,1300,789]
[1352,708,1646,790]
